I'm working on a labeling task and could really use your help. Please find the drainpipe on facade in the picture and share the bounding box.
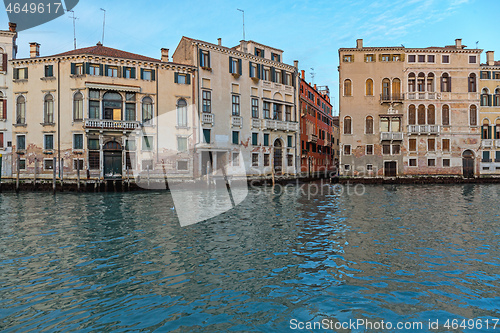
[196,44,201,178]
[57,60,61,179]
[156,63,159,164]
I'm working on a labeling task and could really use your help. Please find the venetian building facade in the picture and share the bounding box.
[173,37,299,178]
[339,39,481,178]
[478,51,500,175]
[0,23,17,177]
[10,42,196,181]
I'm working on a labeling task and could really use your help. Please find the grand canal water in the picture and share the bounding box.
[1,183,499,332]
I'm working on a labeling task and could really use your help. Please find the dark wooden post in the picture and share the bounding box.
[52,157,56,194]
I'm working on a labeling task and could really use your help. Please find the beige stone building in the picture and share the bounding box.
[339,39,481,178]
[0,23,17,177]
[10,42,196,181]
[173,37,299,178]
[478,51,500,175]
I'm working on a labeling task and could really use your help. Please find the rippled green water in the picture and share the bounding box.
[1,184,499,332]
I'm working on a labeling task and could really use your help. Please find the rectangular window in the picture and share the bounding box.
[264,133,269,146]
[264,153,270,166]
[367,164,373,171]
[75,63,83,75]
[408,55,416,63]
[19,159,26,170]
[366,144,373,155]
[263,102,271,119]
[391,54,400,61]
[203,129,211,144]
[252,153,259,167]
[428,159,436,167]
[73,134,83,150]
[200,50,210,67]
[287,154,293,167]
[469,55,477,64]
[344,164,350,171]
[481,71,489,79]
[177,160,188,171]
[232,131,239,145]
[0,133,3,148]
[442,55,450,63]
[383,144,391,155]
[17,135,26,150]
[442,138,450,152]
[443,159,450,167]
[177,137,187,152]
[427,55,435,63]
[89,151,100,170]
[107,66,118,77]
[271,53,280,62]
[409,138,417,151]
[124,67,133,79]
[44,65,54,77]
[252,133,258,146]
[273,104,282,120]
[202,91,211,112]
[89,100,100,119]
[232,152,240,166]
[285,105,292,121]
[255,48,264,58]
[125,103,136,121]
[44,134,54,150]
[89,64,100,76]
[142,70,152,81]
[142,136,153,151]
[496,151,500,162]
[15,67,28,79]
[287,135,292,148]
[344,144,351,155]
[232,95,240,116]
[365,54,374,62]
[263,68,270,81]
[176,73,187,84]
[44,159,54,170]
[88,138,100,150]
[409,158,417,167]
[252,98,259,118]
[125,139,136,151]
[343,55,353,62]
[418,55,425,62]
[483,151,491,162]
[250,63,257,78]
[428,138,435,151]
[381,54,390,62]
[73,159,84,171]
[392,144,400,155]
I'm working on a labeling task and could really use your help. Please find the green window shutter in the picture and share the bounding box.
[488,125,492,139]
[174,72,179,83]
[271,67,275,82]
[98,64,102,75]
[232,131,239,144]
[488,71,492,79]
[282,70,286,84]
[13,68,18,80]
[48,65,53,77]
[229,56,233,73]
[257,64,261,79]
[140,68,144,80]
[480,71,484,79]
[292,72,296,87]
[203,129,210,143]
[151,69,156,81]
[85,62,90,74]
[24,68,28,79]
[131,67,136,79]
[104,65,109,76]
[186,73,191,84]
[262,50,265,58]
[496,151,500,161]
[199,49,203,66]
[488,94,492,106]
[207,51,211,68]
[264,134,269,146]
[71,63,76,75]
[249,61,253,77]
[238,59,242,75]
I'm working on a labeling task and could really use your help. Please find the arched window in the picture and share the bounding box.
[73,91,83,121]
[177,98,188,127]
[417,104,426,125]
[468,73,476,92]
[408,73,416,92]
[392,78,401,98]
[495,88,500,107]
[44,94,54,124]
[142,96,153,123]
[344,79,352,96]
[496,119,500,139]
[0,91,5,120]
[408,104,416,125]
[417,72,425,92]
[0,47,5,71]
[441,73,451,92]
[482,118,490,139]
[427,104,435,125]
[481,88,490,106]
[343,116,352,134]
[365,116,373,134]
[427,73,434,92]
[442,105,450,126]
[16,95,26,124]
[382,78,390,99]
[365,79,373,96]
[103,91,123,120]
[470,105,477,126]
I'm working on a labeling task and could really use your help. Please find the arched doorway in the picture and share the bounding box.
[103,141,122,179]
[462,150,475,178]
[103,91,123,120]
[273,139,283,175]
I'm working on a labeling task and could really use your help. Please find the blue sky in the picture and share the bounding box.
[1,0,498,115]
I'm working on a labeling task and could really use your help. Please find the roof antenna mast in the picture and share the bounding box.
[237,9,245,40]
[68,10,78,50]
[310,68,315,86]
[100,8,106,44]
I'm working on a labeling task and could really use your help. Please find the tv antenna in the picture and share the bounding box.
[100,8,106,44]
[237,9,245,40]
[67,10,78,50]
[476,41,479,49]
[310,67,315,85]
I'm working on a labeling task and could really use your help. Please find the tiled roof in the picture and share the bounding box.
[52,43,160,62]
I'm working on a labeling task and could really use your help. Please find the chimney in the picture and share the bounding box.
[314,84,317,90]
[9,22,16,33]
[29,42,40,58]
[455,38,462,49]
[161,48,169,62]
[486,51,495,66]
[218,38,222,46]
[294,60,298,68]
[301,70,305,79]
[356,39,363,49]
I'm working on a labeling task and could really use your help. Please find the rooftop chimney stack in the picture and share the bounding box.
[161,48,169,62]
[486,51,495,66]
[218,38,222,46]
[301,70,305,79]
[29,42,40,58]
[356,39,363,49]
[294,60,299,68]
[9,22,16,32]
[455,38,462,49]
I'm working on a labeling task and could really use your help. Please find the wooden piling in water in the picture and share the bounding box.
[52,157,56,194]
[16,155,20,193]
